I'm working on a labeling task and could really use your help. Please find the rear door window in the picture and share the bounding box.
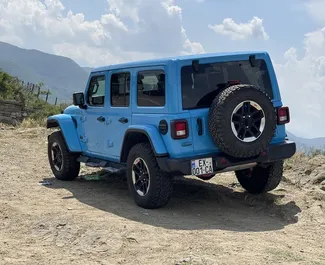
[137,70,165,107]
[181,59,273,110]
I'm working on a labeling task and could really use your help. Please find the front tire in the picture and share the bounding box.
[48,131,80,181]
[235,161,284,194]
[126,143,173,209]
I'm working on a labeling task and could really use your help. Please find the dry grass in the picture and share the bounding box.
[19,117,47,128]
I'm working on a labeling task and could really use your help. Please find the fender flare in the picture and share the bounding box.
[121,125,168,162]
[47,114,82,152]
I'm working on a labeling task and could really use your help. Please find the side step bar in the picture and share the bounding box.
[77,155,126,174]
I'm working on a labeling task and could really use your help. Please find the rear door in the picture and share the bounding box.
[181,62,224,155]
[188,108,219,155]
[181,57,274,155]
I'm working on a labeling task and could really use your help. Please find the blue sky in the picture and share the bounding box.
[1,0,325,138]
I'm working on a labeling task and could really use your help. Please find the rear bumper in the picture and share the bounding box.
[157,141,296,176]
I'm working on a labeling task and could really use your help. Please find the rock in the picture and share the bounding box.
[310,171,325,185]
[305,169,313,175]
[57,222,67,228]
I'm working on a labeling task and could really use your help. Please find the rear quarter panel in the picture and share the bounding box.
[131,113,194,158]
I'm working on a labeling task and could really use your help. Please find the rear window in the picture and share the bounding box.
[181,59,273,110]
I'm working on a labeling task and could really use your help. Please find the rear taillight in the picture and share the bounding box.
[171,120,189,139]
[277,107,290,124]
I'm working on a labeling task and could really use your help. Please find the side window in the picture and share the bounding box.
[111,72,130,107]
[87,75,106,106]
[137,70,165,107]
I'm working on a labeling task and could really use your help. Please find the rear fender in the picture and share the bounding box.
[121,125,168,162]
[47,114,82,152]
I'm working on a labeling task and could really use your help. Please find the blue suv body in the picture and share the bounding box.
[47,51,296,209]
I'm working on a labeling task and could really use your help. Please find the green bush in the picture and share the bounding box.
[0,71,24,102]
[0,69,68,126]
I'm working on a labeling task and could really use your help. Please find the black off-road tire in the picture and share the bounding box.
[126,143,173,209]
[235,160,284,194]
[208,84,277,158]
[48,131,80,181]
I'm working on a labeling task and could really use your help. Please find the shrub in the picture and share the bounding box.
[0,69,68,126]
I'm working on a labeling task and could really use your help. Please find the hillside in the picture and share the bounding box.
[287,132,325,153]
[0,42,89,103]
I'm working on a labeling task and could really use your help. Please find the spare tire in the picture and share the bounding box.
[208,84,276,158]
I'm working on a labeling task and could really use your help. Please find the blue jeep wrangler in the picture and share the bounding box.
[47,52,296,209]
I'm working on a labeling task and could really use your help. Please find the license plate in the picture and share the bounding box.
[191,158,214,176]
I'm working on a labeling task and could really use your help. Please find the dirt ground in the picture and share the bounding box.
[0,126,324,265]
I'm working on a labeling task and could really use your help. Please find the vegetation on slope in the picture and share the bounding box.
[0,69,68,125]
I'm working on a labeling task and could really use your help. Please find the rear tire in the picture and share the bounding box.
[126,143,173,209]
[48,131,80,181]
[235,161,284,194]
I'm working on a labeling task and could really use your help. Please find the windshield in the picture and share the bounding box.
[181,59,273,110]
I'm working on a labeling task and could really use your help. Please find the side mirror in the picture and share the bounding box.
[73,92,87,109]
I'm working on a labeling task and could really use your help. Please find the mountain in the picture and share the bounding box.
[0,41,90,103]
[286,131,325,153]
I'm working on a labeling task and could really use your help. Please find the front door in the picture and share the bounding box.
[106,70,132,159]
[82,73,108,156]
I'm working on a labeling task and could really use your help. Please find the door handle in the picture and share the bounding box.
[97,116,105,122]
[118,117,128,124]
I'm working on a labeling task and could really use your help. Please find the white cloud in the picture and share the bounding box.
[181,27,205,54]
[106,0,141,24]
[0,0,110,49]
[275,27,325,137]
[53,43,120,66]
[101,14,128,32]
[44,0,64,15]
[305,0,325,23]
[208,16,269,40]
[0,0,205,66]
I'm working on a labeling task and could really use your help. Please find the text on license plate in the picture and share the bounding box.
[191,158,213,176]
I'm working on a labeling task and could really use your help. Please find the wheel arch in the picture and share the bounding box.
[47,114,82,153]
[120,126,168,163]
